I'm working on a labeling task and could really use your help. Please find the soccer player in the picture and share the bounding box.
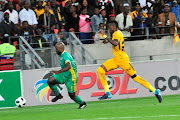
[97,21,162,103]
[47,42,87,109]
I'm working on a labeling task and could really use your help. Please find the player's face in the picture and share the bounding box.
[108,25,115,33]
[55,46,62,55]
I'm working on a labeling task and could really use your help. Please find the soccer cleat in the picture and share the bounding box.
[155,89,162,103]
[78,102,87,109]
[51,94,63,102]
[98,92,112,100]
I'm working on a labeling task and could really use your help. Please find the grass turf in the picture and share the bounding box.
[0,94,180,120]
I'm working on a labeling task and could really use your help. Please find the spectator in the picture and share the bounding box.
[115,3,132,38]
[94,23,107,42]
[114,0,127,15]
[79,7,93,44]
[19,1,38,29]
[146,0,164,27]
[0,0,6,11]
[4,2,18,25]
[81,0,94,17]
[146,10,158,38]
[0,36,16,60]
[66,28,79,45]
[34,1,44,20]
[130,2,148,20]
[132,11,147,40]
[109,14,115,21]
[3,0,16,12]
[50,0,65,29]
[30,0,36,10]
[97,0,115,16]
[169,0,180,19]
[131,0,139,11]
[0,12,18,38]
[100,9,108,30]
[32,28,49,48]
[91,7,103,33]
[38,5,56,43]
[158,4,177,35]
[19,21,34,43]
[0,8,3,23]
[59,32,68,45]
[34,1,54,21]
[71,0,81,11]
[64,5,79,34]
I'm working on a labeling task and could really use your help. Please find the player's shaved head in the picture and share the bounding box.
[55,42,65,55]
[108,21,118,33]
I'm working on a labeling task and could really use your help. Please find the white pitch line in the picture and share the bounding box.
[70,115,180,120]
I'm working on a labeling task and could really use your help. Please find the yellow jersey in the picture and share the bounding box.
[112,30,128,62]
[130,10,148,20]
[34,9,54,20]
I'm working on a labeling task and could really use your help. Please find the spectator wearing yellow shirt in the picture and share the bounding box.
[130,2,148,20]
[34,1,54,20]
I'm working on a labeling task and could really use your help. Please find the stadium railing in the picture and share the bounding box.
[0,25,177,70]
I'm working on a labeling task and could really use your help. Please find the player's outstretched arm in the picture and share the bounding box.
[103,35,118,46]
[52,62,71,74]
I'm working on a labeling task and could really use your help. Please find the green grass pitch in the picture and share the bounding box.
[0,94,180,120]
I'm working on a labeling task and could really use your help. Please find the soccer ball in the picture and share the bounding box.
[15,97,26,107]
[106,76,115,89]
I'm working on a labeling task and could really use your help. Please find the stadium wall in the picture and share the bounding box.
[64,36,180,64]
[1,59,180,108]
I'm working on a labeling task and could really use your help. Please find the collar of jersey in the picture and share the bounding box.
[61,50,65,56]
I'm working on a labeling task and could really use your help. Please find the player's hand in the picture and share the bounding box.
[51,70,59,74]
[103,40,108,44]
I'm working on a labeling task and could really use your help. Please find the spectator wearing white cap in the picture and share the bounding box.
[115,3,132,38]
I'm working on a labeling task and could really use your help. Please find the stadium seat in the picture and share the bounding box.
[0,59,14,71]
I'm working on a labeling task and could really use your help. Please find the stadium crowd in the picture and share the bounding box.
[0,0,179,47]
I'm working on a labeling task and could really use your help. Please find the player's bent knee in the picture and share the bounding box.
[97,67,105,75]
[47,77,55,85]
[68,93,75,100]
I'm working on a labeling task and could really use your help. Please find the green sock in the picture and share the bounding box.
[54,90,60,96]
[74,96,83,104]
[49,85,59,96]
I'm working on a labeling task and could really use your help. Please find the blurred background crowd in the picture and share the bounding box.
[0,0,180,47]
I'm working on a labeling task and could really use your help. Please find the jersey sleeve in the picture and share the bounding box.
[63,54,71,64]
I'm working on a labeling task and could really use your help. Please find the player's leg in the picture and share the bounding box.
[66,76,87,109]
[68,92,87,109]
[97,58,118,100]
[120,61,162,103]
[47,74,64,102]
